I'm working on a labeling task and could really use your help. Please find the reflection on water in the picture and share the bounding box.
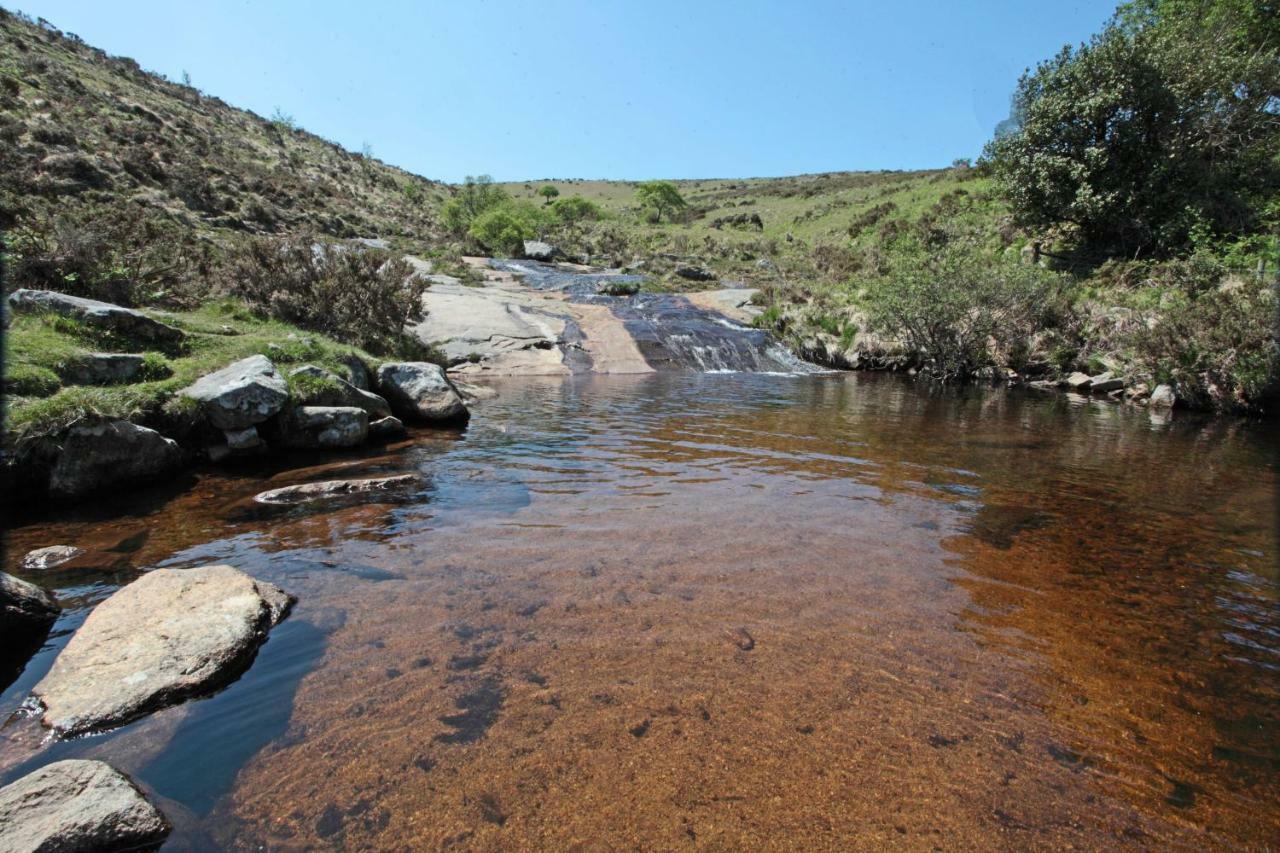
[2,372,1277,849]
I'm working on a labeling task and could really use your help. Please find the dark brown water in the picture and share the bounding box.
[2,373,1277,850]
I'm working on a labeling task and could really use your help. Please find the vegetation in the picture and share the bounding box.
[635,181,687,223]
[538,184,560,204]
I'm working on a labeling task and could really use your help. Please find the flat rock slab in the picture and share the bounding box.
[20,545,129,574]
[181,354,289,430]
[7,289,183,344]
[0,759,170,853]
[254,474,420,506]
[32,565,293,736]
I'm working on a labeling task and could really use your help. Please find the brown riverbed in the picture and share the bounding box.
[2,372,1277,850]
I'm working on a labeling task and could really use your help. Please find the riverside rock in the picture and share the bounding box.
[181,354,289,430]
[7,289,184,344]
[49,420,183,500]
[376,362,469,423]
[288,364,392,418]
[281,405,369,449]
[368,415,408,441]
[254,474,420,506]
[522,240,561,261]
[1064,372,1093,391]
[1,571,59,645]
[32,565,293,736]
[21,545,87,571]
[1088,371,1125,393]
[1149,384,1176,409]
[0,759,170,853]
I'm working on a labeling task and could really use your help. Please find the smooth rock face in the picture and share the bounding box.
[522,240,560,261]
[0,759,170,853]
[376,362,469,423]
[181,355,289,430]
[254,474,420,506]
[64,353,145,385]
[1,571,59,642]
[1149,384,1176,409]
[282,406,369,449]
[288,365,392,418]
[49,420,183,501]
[20,545,87,571]
[7,289,183,343]
[32,565,294,736]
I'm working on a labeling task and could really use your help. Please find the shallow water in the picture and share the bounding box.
[2,373,1277,849]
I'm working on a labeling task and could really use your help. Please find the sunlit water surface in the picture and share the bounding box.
[2,373,1277,849]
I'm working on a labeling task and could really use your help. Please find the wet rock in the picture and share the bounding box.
[32,565,293,736]
[7,289,183,344]
[19,546,129,574]
[0,759,170,853]
[1149,384,1176,409]
[1,571,59,645]
[253,474,420,506]
[1088,371,1125,393]
[224,425,262,451]
[1064,372,1093,391]
[367,415,407,442]
[675,265,715,282]
[21,545,87,571]
[376,362,469,424]
[49,420,183,501]
[281,406,368,449]
[522,240,561,262]
[64,353,146,385]
[181,355,289,430]
[288,365,391,418]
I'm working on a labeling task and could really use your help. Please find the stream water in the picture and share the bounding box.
[2,372,1278,849]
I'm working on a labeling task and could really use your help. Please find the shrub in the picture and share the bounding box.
[441,174,507,237]
[220,235,429,355]
[550,196,601,224]
[468,201,546,256]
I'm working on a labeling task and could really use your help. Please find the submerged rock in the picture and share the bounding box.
[281,405,369,449]
[32,565,293,736]
[0,759,170,853]
[253,474,420,506]
[1,571,59,645]
[7,289,184,344]
[181,354,289,430]
[19,546,129,574]
[376,362,469,423]
[49,420,183,501]
[21,545,87,571]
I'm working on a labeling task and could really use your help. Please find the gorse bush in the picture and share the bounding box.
[220,234,429,355]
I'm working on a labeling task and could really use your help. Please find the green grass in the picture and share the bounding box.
[5,299,377,444]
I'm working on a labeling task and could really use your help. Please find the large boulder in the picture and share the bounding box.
[288,365,392,418]
[280,406,369,449]
[522,240,561,262]
[49,420,183,501]
[1,571,59,646]
[32,565,293,736]
[181,354,289,430]
[7,290,183,344]
[376,362,469,424]
[0,759,170,853]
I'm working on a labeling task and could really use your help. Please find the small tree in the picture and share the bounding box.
[441,175,508,236]
[538,184,560,204]
[635,181,686,223]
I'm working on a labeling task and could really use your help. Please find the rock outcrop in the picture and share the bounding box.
[49,420,183,500]
[181,354,289,430]
[7,289,183,344]
[376,362,469,423]
[0,759,170,853]
[1,571,59,646]
[32,565,293,736]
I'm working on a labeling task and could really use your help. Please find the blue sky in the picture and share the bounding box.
[14,0,1118,182]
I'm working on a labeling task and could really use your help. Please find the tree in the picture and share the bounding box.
[467,201,546,256]
[441,175,508,236]
[985,0,1280,259]
[538,184,560,204]
[635,181,687,222]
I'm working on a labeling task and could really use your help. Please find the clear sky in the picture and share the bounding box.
[12,0,1118,182]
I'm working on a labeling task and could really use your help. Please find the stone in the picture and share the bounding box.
[288,365,392,418]
[674,265,715,281]
[32,565,293,736]
[1088,371,1125,393]
[339,354,372,390]
[1064,372,1093,391]
[181,355,289,430]
[63,353,146,386]
[20,545,87,571]
[522,240,561,262]
[254,474,420,506]
[1149,384,1176,409]
[282,406,369,449]
[1,572,59,645]
[376,362,469,423]
[49,420,183,501]
[7,290,183,344]
[19,546,128,574]
[224,425,262,451]
[0,760,170,853]
[368,415,408,442]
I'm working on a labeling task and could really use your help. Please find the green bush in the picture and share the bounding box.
[441,174,507,237]
[635,181,687,223]
[467,201,546,256]
[550,196,602,224]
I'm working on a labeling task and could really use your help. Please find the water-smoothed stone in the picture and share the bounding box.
[49,420,183,501]
[281,406,369,449]
[0,759,170,853]
[1149,384,1176,409]
[181,355,289,430]
[376,362,469,423]
[64,353,146,385]
[1088,371,1125,393]
[20,546,129,574]
[254,474,420,506]
[1,571,59,645]
[32,565,293,736]
[288,365,391,418]
[368,415,408,442]
[1064,372,1093,391]
[7,289,184,344]
[21,545,87,571]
